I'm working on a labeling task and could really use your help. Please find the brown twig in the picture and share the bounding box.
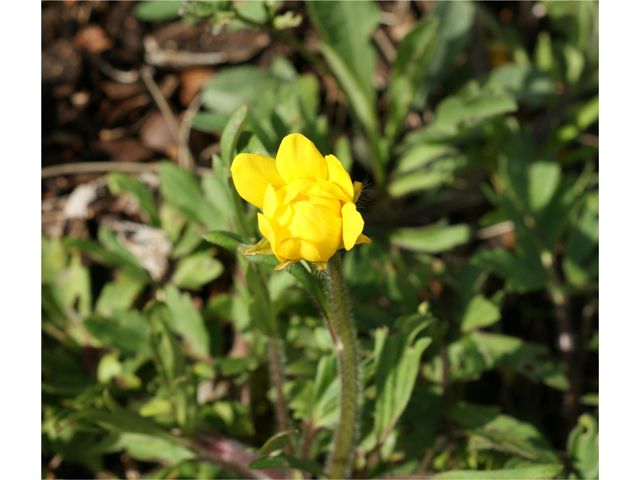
[178,93,202,170]
[140,65,195,169]
[300,422,317,460]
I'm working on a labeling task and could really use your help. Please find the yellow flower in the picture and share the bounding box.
[231,133,371,270]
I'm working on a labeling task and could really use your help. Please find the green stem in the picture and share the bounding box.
[326,254,360,479]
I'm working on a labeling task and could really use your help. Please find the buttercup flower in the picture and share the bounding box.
[231,133,371,270]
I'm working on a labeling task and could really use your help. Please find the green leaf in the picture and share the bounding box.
[334,135,353,172]
[563,205,599,287]
[417,1,475,105]
[65,232,149,282]
[42,235,68,284]
[171,222,205,259]
[163,284,210,358]
[390,221,471,253]
[403,92,518,146]
[191,112,229,133]
[85,311,151,357]
[214,357,259,377]
[306,0,379,100]
[374,315,432,442]
[470,331,569,391]
[172,251,224,290]
[95,275,145,316]
[93,432,194,464]
[460,295,501,333]
[473,247,549,293]
[159,161,225,229]
[394,143,457,175]
[432,464,563,479]
[145,302,197,434]
[258,430,298,455]
[468,414,559,463]
[535,31,554,73]
[389,153,468,198]
[385,18,438,140]
[107,173,160,227]
[43,249,92,316]
[580,393,599,407]
[132,1,182,21]
[249,454,327,478]
[320,42,378,136]
[220,105,248,168]
[311,355,340,429]
[244,262,276,337]
[202,230,249,251]
[567,414,599,480]
[528,161,562,214]
[488,65,554,107]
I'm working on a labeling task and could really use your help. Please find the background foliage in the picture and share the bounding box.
[42,1,598,478]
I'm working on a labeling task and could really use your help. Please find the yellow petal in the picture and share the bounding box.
[231,154,285,209]
[290,178,324,197]
[292,204,342,244]
[276,134,328,183]
[258,213,286,262]
[278,237,323,262]
[317,179,350,202]
[263,183,277,218]
[341,203,364,250]
[326,154,354,200]
[290,205,342,261]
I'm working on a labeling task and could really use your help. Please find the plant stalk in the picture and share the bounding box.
[326,254,360,479]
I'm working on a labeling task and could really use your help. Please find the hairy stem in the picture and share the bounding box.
[326,254,360,479]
